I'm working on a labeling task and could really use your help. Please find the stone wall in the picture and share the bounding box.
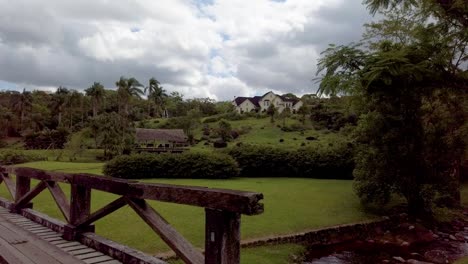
[240,214,407,248]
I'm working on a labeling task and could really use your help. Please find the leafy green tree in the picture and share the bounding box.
[317,0,467,215]
[280,107,291,127]
[297,105,309,125]
[85,82,105,118]
[94,112,134,159]
[266,104,277,123]
[217,119,232,142]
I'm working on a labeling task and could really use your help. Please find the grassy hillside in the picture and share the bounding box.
[191,116,351,152]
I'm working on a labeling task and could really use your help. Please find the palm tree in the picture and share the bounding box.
[145,78,167,117]
[115,77,144,116]
[12,88,32,131]
[52,86,70,127]
[67,90,82,128]
[85,82,105,118]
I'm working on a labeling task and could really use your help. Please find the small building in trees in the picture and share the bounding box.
[134,128,188,153]
[232,91,303,114]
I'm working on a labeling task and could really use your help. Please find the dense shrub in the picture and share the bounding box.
[24,128,70,149]
[226,145,291,178]
[213,141,228,148]
[281,123,305,132]
[226,143,354,179]
[104,152,239,179]
[0,150,47,165]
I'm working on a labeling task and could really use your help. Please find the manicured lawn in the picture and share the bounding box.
[455,256,468,264]
[1,161,372,256]
[0,148,104,163]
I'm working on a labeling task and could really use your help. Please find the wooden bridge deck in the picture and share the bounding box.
[0,206,121,264]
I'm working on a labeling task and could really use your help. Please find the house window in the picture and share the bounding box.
[264,100,270,107]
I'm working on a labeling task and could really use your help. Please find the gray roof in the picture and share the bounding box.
[135,128,187,143]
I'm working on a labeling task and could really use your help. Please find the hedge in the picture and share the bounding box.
[103,152,239,179]
[0,150,47,165]
[226,143,354,179]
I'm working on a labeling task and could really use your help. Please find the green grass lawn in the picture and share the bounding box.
[0,148,104,163]
[191,116,349,152]
[0,161,372,256]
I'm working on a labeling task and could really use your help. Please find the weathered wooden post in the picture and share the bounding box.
[11,172,31,213]
[205,209,241,264]
[64,182,93,240]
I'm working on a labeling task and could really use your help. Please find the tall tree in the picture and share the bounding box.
[116,77,144,116]
[145,78,167,117]
[85,82,105,118]
[317,0,467,215]
[12,88,32,131]
[52,86,70,127]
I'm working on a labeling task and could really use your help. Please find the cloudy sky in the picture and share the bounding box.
[0,0,374,100]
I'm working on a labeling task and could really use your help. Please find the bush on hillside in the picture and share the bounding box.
[281,123,306,132]
[104,152,239,179]
[226,143,354,179]
[0,150,47,165]
[24,128,70,149]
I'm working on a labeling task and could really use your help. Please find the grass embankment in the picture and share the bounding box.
[1,161,371,257]
[150,116,348,152]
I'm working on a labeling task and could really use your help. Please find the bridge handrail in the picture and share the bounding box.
[0,166,264,264]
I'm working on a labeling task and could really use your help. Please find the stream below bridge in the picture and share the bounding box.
[302,211,468,264]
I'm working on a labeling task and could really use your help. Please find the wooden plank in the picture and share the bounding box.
[13,167,72,183]
[75,252,103,260]
[50,239,69,245]
[126,198,204,264]
[26,226,50,231]
[33,230,57,235]
[0,238,36,264]
[44,237,64,242]
[69,248,97,255]
[205,209,241,264]
[15,181,47,209]
[83,255,113,264]
[77,197,126,228]
[130,182,264,215]
[62,245,88,252]
[56,241,83,248]
[41,234,62,239]
[0,218,85,264]
[78,232,167,264]
[46,181,71,222]
[21,208,66,233]
[99,260,122,264]
[70,184,91,226]
[0,224,28,244]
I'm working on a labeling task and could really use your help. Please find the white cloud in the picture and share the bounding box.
[0,0,373,100]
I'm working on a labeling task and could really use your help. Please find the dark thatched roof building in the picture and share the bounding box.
[135,128,188,143]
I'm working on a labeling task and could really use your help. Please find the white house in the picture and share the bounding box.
[232,91,303,114]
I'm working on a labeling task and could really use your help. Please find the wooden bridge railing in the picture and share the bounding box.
[0,166,264,264]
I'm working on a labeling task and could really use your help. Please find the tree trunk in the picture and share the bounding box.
[20,109,24,131]
[58,111,62,126]
[93,98,97,118]
[406,191,431,218]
